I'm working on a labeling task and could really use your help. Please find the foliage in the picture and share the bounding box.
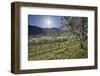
[62,17,88,49]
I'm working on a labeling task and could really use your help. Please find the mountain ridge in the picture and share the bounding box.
[28,25,63,36]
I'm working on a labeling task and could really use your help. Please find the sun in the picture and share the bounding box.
[46,20,52,28]
[47,20,51,25]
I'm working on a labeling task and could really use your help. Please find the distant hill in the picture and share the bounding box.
[28,25,64,36]
[28,25,45,36]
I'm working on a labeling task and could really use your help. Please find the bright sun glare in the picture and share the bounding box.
[47,20,51,25]
[46,20,52,28]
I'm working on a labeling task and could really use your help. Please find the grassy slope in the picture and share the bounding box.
[28,41,88,60]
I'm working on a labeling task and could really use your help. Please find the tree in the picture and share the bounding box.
[62,17,88,49]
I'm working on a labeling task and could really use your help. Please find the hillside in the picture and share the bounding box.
[28,25,64,36]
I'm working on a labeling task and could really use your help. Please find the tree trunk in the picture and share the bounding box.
[80,43,83,49]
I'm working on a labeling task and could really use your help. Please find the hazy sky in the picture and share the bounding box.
[28,15,63,28]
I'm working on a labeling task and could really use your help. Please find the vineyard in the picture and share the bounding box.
[28,38,87,60]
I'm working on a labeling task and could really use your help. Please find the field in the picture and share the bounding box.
[28,37,88,60]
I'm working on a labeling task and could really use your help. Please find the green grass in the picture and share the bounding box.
[28,41,88,60]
